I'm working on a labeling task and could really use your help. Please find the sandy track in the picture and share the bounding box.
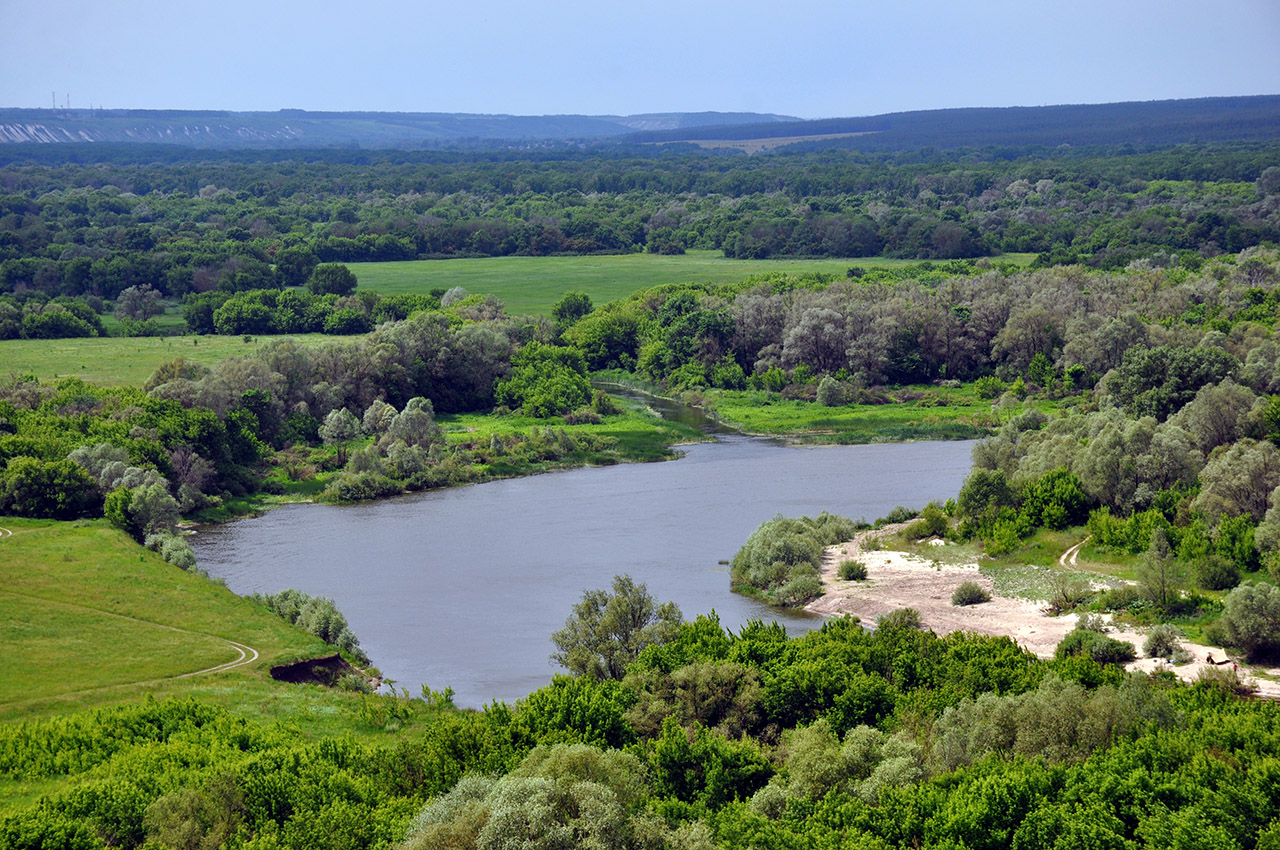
[806,529,1280,698]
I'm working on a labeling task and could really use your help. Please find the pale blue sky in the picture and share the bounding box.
[2,0,1278,118]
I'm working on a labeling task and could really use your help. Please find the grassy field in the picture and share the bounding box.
[705,388,993,443]
[0,518,334,723]
[349,250,1036,316]
[5,253,1036,385]
[0,332,343,386]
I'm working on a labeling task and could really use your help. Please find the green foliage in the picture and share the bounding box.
[551,290,593,330]
[838,559,868,581]
[973,375,1006,399]
[250,588,369,664]
[904,501,948,540]
[0,456,100,519]
[815,375,844,407]
[1143,624,1183,659]
[951,581,991,606]
[494,341,592,418]
[306,263,358,296]
[1218,582,1280,660]
[730,512,859,607]
[1105,344,1239,421]
[1055,626,1137,666]
[512,675,636,750]
[624,660,762,740]
[550,575,682,681]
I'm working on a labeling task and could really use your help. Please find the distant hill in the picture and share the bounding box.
[1,97,1275,152]
[626,96,1280,151]
[0,108,797,148]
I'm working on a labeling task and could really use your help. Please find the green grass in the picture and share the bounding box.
[704,387,1004,443]
[0,333,343,386]
[349,251,1034,316]
[0,517,331,722]
[441,394,705,459]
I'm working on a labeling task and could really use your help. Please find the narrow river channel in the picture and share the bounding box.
[193,421,976,707]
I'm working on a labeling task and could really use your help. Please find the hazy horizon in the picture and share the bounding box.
[3,0,1279,120]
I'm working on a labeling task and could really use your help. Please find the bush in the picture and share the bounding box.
[1143,624,1182,659]
[1218,582,1280,660]
[904,502,948,540]
[973,375,1006,399]
[951,581,991,606]
[838,560,867,581]
[878,608,922,630]
[730,513,858,607]
[1055,627,1136,665]
[1046,574,1092,614]
[1194,555,1241,591]
[816,376,844,407]
[1197,665,1257,696]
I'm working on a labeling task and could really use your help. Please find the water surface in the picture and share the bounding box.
[193,436,975,706]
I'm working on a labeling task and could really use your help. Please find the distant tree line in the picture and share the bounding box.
[0,143,1277,306]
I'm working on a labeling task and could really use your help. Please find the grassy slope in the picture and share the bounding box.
[0,517,333,722]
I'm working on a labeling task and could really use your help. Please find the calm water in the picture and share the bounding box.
[192,436,975,707]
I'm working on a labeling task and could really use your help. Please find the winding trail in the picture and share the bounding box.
[1059,535,1090,568]
[0,588,261,705]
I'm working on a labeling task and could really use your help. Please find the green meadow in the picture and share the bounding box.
[702,387,1038,443]
[0,333,343,386]
[0,518,334,723]
[348,250,995,315]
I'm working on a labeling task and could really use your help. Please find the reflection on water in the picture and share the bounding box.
[193,435,975,707]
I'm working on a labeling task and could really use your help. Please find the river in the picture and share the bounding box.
[192,432,976,707]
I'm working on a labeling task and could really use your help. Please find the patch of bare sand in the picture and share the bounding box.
[805,527,1280,698]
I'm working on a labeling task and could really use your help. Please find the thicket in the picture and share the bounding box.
[729,512,861,606]
[250,588,369,665]
[12,609,1280,850]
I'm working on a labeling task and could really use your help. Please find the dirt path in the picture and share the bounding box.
[806,529,1280,698]
[1059,535,1089,567]
[0,588,261,705]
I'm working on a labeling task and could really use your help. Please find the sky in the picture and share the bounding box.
[2,0,1278,119]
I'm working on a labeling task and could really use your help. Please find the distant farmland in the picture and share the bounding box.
[348,250,956,315]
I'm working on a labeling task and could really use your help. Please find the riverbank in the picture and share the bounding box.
[807,527,1280,698]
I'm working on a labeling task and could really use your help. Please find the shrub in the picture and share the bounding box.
[878,608,922,630]
[816,376,844,407]
[1194,555,1240,591]
[878,506,919,527]
[1197,665,1257,696]
[1218,582,1280,660]
[730,513,858,607]
[838,560,868,581]
[1055,627,1136,665]
[904,502,948,540]
[1143,624,1182,659]
[562,406,602,425]
[973,375,1006,400]
[1046,574,1092,614]
[951,581,991,606]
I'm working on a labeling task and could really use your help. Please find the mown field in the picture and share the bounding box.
[348,250,1037,315]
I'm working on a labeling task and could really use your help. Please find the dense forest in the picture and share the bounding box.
[0,141,1277,330]
[7,602,1280,849]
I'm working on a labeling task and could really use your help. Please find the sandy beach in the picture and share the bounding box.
[805,526,1280,698]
